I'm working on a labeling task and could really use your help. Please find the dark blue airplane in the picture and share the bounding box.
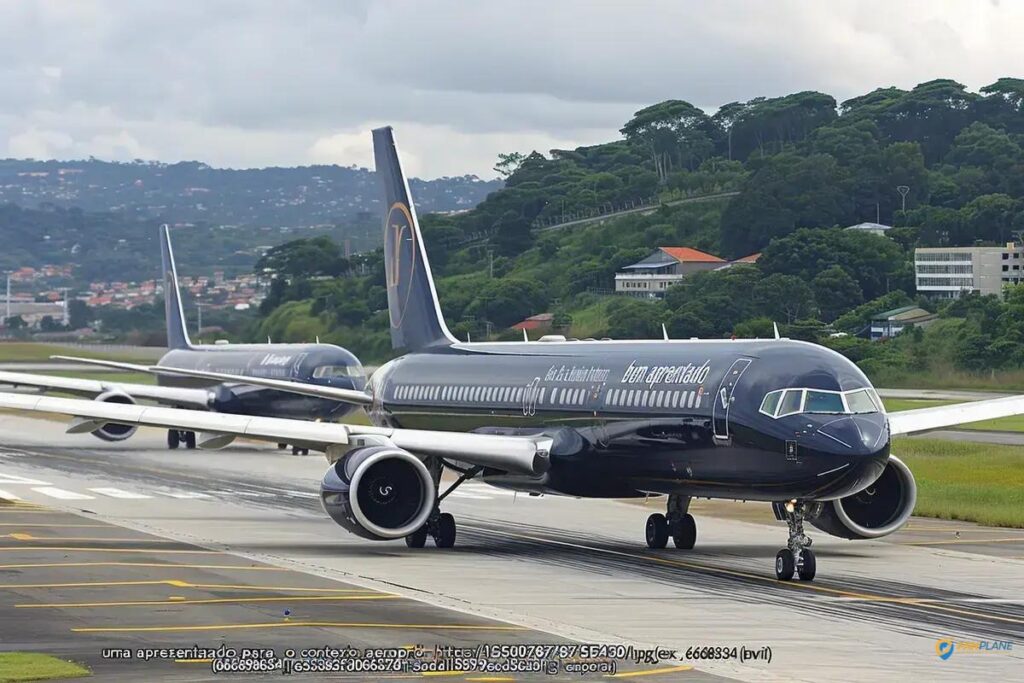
[0,225,368,453]
[3,127,1021,580]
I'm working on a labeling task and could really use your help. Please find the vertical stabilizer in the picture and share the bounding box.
[160,224,193,350]
[372,126,456,351]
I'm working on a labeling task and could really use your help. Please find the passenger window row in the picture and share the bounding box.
[604,387,703,410]
[394,384,528,404]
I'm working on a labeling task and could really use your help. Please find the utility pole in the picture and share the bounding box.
[61,288,69,327]
[4,273,10,326]
[196,302,209,335]
[487,249,494,278]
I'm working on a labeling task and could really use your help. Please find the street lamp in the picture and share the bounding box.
[896,186,910,225]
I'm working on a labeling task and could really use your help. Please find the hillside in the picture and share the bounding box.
[78,77,1024,384]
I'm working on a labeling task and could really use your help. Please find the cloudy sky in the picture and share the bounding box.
[1,1,1020,178]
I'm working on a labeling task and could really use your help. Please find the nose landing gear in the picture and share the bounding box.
[774,500,816,581]
[645,494,696,550]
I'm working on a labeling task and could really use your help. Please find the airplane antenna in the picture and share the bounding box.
[662,324,670,341]
[773,322,781,340]
[522,328,529,342]
[315,336,320,344]
[466,332,471,343]
[268,336,272,344]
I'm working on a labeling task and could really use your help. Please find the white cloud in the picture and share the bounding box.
[0,1,1020,177]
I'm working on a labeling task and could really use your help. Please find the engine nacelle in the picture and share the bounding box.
[320,446,435,540]
[809,455,917,540]
[90,390,138,442]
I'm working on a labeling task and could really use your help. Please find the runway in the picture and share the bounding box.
[0,415,1021,682]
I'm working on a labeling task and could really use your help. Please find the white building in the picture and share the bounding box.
[915,243,1024,298]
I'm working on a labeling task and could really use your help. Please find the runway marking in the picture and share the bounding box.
[902,537,1024,546]
[88,487,151,499]
[461,523,1024,626]
[2,534,178,543]
[72,621,529,634]
[607,665,695,678]
[283,490,319,499]
[0,578,386,592]
[159,491,211,499]
[0,523,107,527]
[19,594,397,608]
[904,525,1024,533]
[31,487,93,500]
[0,472,51,485]
[448,492,493,500]
[0,561,290,571]
[0,546,218,554]
[0,489,21,500]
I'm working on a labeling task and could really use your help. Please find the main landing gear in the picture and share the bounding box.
[645,494,696,550]
[775,500,816,582]
[404,462,479,550]
[167,430,196,450]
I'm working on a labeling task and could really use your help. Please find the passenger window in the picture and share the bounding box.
[777,389,803,416]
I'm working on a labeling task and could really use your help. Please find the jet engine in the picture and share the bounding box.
[320,446,435,540]
[89,389,138,442]
[809,455,917,540]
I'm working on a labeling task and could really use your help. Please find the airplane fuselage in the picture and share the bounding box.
[159,343,366,421]
[368,338,889,502]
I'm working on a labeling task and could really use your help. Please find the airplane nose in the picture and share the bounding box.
[817,413,888,453]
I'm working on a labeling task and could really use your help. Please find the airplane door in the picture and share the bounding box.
[712,358,752,441]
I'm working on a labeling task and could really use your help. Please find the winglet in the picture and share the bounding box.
[160,225,193,350]
[662,324,670,341]
[773,322,781,340]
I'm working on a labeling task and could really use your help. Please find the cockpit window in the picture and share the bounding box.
[777,389,804,417]
[760,386,882,419]
[312,365,361,379]
[845,388,883,414]
[805,390,845,414]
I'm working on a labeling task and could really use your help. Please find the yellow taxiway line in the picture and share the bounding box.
[19,594,397,609]
[73,621,528,634]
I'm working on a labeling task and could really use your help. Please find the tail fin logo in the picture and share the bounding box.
[385,202,418,329]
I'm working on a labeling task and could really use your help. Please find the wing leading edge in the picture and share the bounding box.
[887,394,1024,435]
[0,369,211,408]
[0,391,550,475]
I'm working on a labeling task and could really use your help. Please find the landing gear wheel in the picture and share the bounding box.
[775,549,795,581]
[167,430,180,450]
[645,513,668,549]
[671,514,697,549]
[433,512,456,548]
[405,526,428,548]
[277,443,287,450]
[183,431,196,450]
[797,548,816,581]
[291,446,306,456]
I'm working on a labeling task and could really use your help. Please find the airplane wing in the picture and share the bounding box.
[50,355,155,374]
[149,366,374,406]
[0,370,211,409]
[0,392,550,475]
[887,395,1024,435]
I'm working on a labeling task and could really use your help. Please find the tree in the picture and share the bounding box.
[494,152,526,178]
[812,266,863,322]
[68,299,93,330]
[621,100,719,183]
[755,274,816,323]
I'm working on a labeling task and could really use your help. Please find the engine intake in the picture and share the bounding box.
[809,455,917,539]
[90,390,138,442]
[320,446,434,540]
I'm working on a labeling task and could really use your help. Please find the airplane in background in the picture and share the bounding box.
[0,225,369,452]
[4,128,1024,580]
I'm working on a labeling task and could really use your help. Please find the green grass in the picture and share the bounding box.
[894,437,1024,528]
[0,653,89,682]
[0,342,161,363]
[881,398,956,413]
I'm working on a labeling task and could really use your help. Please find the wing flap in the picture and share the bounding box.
[888,395,1024,435]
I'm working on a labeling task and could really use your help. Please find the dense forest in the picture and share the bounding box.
[55,78,1024,385]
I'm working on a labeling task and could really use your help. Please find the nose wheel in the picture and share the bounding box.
[645,495,696,550]
[775,500,816,581]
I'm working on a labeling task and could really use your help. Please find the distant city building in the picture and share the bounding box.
[915,243,1024,298]
[870,305,937,341]
[844,222,893,237]
[616,247,726,298]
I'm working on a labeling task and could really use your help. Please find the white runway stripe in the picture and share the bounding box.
[88,487,152,499]
[448,492,492,500]
[0,472,52,485]
[0,488,22,500]
[159,491,211,499]
[31,487,94,500]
